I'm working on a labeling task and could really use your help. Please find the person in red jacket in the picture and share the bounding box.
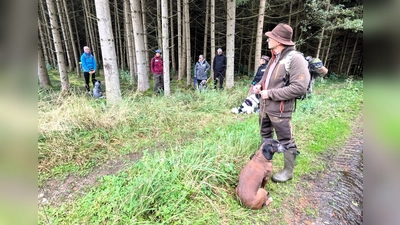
[150,49,164,94]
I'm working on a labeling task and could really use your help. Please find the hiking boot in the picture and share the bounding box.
[272,148,300,182]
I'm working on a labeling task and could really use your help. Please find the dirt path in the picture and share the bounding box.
[38,151,143,206]
[287,114,363,224]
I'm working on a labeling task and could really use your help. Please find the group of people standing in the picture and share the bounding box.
[80,22,328,184]
[193,48,227,91]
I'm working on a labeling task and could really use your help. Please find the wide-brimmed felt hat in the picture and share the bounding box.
[265,23,294,46]
[260,55,270,61]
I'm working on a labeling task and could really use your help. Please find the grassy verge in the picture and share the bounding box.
[38,73,363,224]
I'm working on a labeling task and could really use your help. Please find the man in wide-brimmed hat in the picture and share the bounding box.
[253,23,310,183]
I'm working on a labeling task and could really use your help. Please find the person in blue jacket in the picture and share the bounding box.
[80,46,97,93]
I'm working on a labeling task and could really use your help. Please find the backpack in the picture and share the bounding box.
[282,50,310,101]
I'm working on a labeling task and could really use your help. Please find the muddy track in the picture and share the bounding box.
[38,151,143,207]
[289,114,363,225]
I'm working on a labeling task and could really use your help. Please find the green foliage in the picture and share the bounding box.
[303,0,363,32]
[46,63,55,71]
[38,72,363,224]
[119,69,132,83]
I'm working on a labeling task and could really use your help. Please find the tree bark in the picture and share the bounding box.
[38,18,49,65]
[203,0,210,59]
[183,0,191,86]
[162,0,170,95]
[324,30,334,67]
[46,0,70,92]
[124,0,136,85]
[169,0,176,73]
[141,0,150,77]
[157,0,162,48]
[95,0,122,104]
[131,0,150,92]
[62,0,80,76]
[38,41,52,88]
[56,0,73,72]
[225,0,236,89]
[254,0,266,73]
[39,0,56,67]
[177,0,184,80]
[210,0,215,80]
[346,35,358,76]
[339,32,349,75]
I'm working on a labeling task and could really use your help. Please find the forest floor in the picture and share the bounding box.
[38,115,363,224]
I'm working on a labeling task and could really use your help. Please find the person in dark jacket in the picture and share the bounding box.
[150,49,164,94]
[249,55,270,98]
[80,46,97,93]
[253,23,310,183]
[212,48,227,89]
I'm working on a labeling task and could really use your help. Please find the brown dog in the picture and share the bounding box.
[235,139,286,209]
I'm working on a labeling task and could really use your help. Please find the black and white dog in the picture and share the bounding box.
[198,79,207,92]
[93,80,103,98]
[231,94,259,114]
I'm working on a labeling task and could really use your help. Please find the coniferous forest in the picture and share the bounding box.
[38,0,362,100]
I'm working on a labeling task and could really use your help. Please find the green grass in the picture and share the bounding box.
[38,72,363,224]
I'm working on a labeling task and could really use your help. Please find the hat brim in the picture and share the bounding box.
[266,31,295,46]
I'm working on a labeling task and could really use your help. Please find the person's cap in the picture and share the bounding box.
[155,49,162,53]
[265,23,294,46]
[260,55,270,61]
[217,48,222,52]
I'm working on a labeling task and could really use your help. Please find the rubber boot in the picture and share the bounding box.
[272,148,299,182]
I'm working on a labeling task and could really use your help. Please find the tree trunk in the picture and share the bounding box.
[62,0,80,76]
[324,29,334,66]
[346,35,358,76]
[169,0,176,73]
[157,0,162,48]
[316,26,324,59]
[339,32,349,74]
[56,0,73,72]
[248,25,255,75]
[40,0,56,67]
[254,0,266,73]
[84,0,100,67]
[316,0,330,58]
[225,0,236,89]
[131,0,150,92]
[113,0,123,70]
[46,0,70,92]
[210,0,215,80]
[203,0,210,59]
[38,18,49,65]
[71,2,82,77]
[162,0,170,96]
[177,0,183,80]
[141,0,150,77]
[124,0,136,85]
[95,0,122,104]
[288,0,293,25]
[184,0,191,86]
[38,41,52,88]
